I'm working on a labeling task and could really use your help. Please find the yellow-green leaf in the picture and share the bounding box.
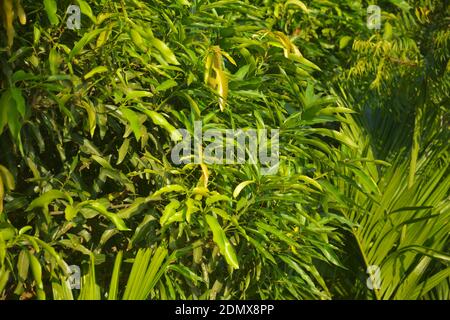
[160,199,183,226]
[339,36,352,49]
[84,66,109,79]
[233,180,255,199]
[44,0,58,25]
[205,215,239,269]
[150,37,179,65]
[81,100,97,137]
[117,138,130,165]
[140,109,182,142]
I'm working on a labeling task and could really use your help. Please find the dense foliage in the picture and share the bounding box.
[0,0,448,300]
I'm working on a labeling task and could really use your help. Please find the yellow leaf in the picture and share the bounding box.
[205,47,229,112]
[216,66,228,112]
[204,52,213,85]
[200,163,209,188]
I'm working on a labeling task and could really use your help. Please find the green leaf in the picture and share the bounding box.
[27,190,73,211]
[339,36,352,49]
[69,29,104,60]
[167,264,204,285]
[150,38,180,65]
[76,0,97,23]
[92,154,113,170]
[117,138,130,165]
[205,215,239,269]
[296,175,323,191]
[10,88,26,118]
[155,79,178,92]
[121,108,142,141]
[388,0,412,11]
[84,66,109,79]
[122,247,168,300]
[0,90,12,134]
[206,194,231,206]
[28,252,45,300]
[151,184,186,197]
[233,180,255,199]
[0,223,16,241]
[15,249,29,295]
[0,165,15,191]
[383,22,393,41]
[48,48,60,75]
[108,251,123,300]
[85,201,130,231]
[81,100,97,137]
[285,0,309,13]
[308,128,357,149]
[138,108,182,142]
[160,199,182,226]
[64,205,78,221]
[44,0,59,25]
[124,90,153,100]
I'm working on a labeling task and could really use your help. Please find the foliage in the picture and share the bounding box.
[0,0,448,300]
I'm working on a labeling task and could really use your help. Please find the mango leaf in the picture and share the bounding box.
[69,29,105,60]
[117,138,130,165]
